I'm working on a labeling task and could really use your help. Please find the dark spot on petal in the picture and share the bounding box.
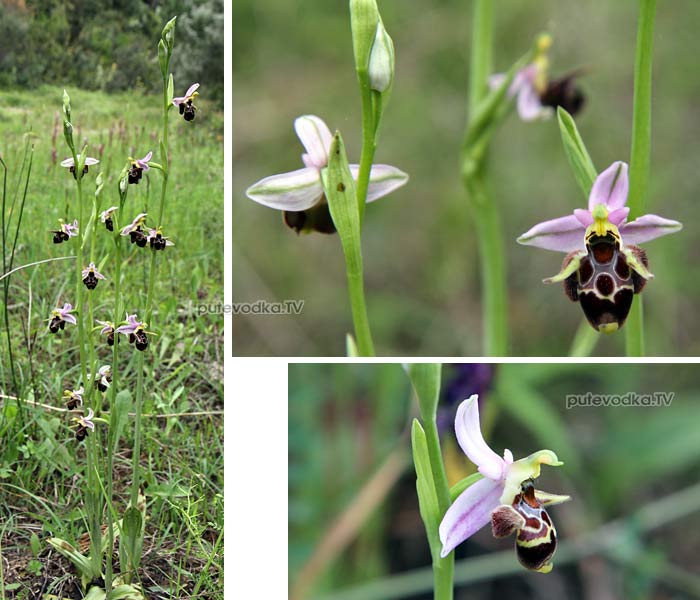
[615,255,630,279]
[592,242,615,264]
[595,274,615,297]
[578,256,594,284]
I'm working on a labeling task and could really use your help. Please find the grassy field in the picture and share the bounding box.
[0,87,223,598]
[289,363,700,599]
[233,0,697,356]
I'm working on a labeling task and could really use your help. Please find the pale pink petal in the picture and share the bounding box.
[454,396,505,480]
[517,214,586,252]
[517,84,547,121]
[589,161,628,211]
[246,167,323,211]
[348,164,409,202]
[574,209,593,227]
[63,314,77,325]
[294,115,332,170]
[608,206,630,226]
[185,83,200,97]
[439,477,504,557]
[488,73,508,94]
[84,157,99,166]
[620,214,682,244]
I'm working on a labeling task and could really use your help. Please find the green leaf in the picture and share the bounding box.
[30,532,40,557]
[411,419,441,554]
[166,74,174,109]
[346,334,359,357]
[557,107,598,198]
[47,538,101,580]
[406,364,442,421]
[349,0,379,73]
[109,390,132,456]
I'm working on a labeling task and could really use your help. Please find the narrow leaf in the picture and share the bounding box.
[557,107,597,198]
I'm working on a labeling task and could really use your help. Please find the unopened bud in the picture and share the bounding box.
[368,21,395,93]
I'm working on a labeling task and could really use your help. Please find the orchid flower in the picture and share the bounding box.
[60,154,99,178]
[100,206,118,231]
[51,219,79,244]
[89,365,112,392]
[245,115,408,234]
[73,408,95,441]
[63,387,84,410]
[121,213,148,247]
[146,228,174,251]
[96,319,115,346]
[116,313,149,351]
[128,151,152,184]
[439,396,569,573]
[518,161,682,332]
[489,35,585,122]
[173,83,199,121]
[81,262,106,290]
[48,303,77,333]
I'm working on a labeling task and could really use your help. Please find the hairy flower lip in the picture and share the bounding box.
[517,161,682,253]
[438,395,566,558]
[245,114,408,215]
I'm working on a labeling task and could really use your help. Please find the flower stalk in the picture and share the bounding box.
[626,0,657,356]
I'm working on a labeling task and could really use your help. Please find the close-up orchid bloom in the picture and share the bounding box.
[172,83,199,121]
[518,161,682,332]
[146,228,174,251]
[62,387,84,410]
[245,115,409,234]
[439,395,569,572]
[128,151,152,184]
[48,303,77,334]
[489,35,585,122]
[60,154,99,178]
[96,319,116,346]
[90,365,112,392]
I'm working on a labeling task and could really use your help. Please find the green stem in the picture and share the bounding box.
[346,269,375,357]
[75,178,88,389]
[422,419,453,600]
[625,0,656,356]
[465,176,507,356]
[468,0,493,117]
[355,74,376,227]
[462,0,506,356]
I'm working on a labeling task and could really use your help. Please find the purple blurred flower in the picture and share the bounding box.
[146,228,174,251]
[73,408,95,441]
[246,115,408,234]
[63,386,84,410]
[96,319,116,346]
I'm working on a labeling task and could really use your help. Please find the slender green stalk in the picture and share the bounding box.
[625,0,656,357]
[355,82,377,226]
[461,0,507,356]
[421,419,453,600]
[346,270,375,356]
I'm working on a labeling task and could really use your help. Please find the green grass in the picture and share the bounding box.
[0,86,223,598]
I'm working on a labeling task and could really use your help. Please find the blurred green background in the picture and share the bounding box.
[289,363,700,599]
[233,1,697,356]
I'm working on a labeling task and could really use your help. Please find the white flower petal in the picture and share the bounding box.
[439,477,503,557]
[294,115,332,170]
[246,167,323,211]
[348,164,409,203]
[454,395,505,481]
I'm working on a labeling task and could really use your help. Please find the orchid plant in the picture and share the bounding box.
[44,15,197,598]
[244,0,407,356]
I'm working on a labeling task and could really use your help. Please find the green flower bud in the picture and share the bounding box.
[158,39,168,78]
[368,21,395,92]
[62,89,71,121]
[162,16,177,49]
